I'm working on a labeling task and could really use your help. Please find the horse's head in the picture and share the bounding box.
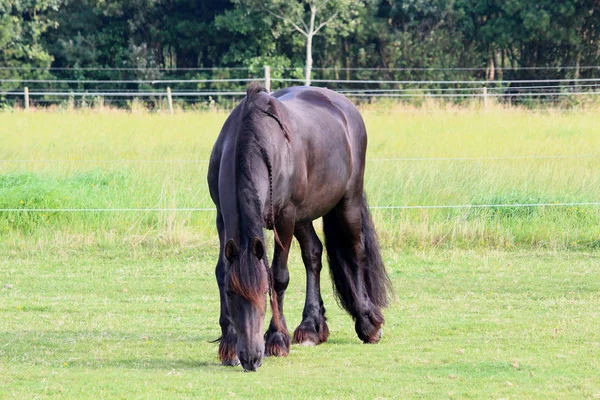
[224,237,268,371]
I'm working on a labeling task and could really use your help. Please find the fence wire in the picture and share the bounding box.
[1,73,599,110]
[1,202,600,213]
[1,154,599,164]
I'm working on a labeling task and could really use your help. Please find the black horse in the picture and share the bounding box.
[207,83,391,371]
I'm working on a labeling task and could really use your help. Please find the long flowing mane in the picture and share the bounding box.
[225,84,273,307]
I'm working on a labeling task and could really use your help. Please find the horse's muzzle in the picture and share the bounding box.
[239,349,263,372]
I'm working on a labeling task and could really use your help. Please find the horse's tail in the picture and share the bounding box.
[323,192,392,317]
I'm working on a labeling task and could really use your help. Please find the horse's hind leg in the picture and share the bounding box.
[264,206,295,357]
[292,221,329,346]
[214,212,239,366]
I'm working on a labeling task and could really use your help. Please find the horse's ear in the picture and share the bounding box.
[252,237,265,260]
[224,239,238,263]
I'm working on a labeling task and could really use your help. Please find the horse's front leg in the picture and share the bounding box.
[292,221,329,345]
[264,206,295,357]
[214,213,239,366]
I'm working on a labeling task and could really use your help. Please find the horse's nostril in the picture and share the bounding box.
[238,348,263,371]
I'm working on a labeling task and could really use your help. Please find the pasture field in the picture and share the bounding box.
[1,107,599,398]
[0,108,599,250]
[1,249,599,398]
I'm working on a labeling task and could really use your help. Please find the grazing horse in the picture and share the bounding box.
[207,83,391,371]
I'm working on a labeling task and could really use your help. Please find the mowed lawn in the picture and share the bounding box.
[0,108,599,398]
[1,248,599,398]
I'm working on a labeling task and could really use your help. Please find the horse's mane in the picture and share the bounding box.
[226,84,287,332]
[235,83,274,240]
[226,83,273,308]
[245,81,267,103]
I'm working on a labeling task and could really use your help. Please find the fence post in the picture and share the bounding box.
[166,87,174,115]
[482,86,488,110]
[24,87,30,110]
[264,65,271,93]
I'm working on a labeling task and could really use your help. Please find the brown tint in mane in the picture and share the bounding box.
[225,83,272,308]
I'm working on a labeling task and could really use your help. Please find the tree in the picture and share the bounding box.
[374,0,481,82]
[0,0,61,92]
[1,0,597,106]
[239,0,366,85]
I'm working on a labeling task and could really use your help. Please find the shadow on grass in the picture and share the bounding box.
[0,330,216,343]
[64,358,220,371]
[323,337,360,345]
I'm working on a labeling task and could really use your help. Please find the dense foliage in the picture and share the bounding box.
[1,0,599,84]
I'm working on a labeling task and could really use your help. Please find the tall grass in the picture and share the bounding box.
[1,108,599,250]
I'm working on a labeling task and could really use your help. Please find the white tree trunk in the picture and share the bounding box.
[305,6,317,86]
[305,34,313,86]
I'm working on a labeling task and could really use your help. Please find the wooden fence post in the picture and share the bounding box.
[24,87,30,110]
[166,87,174,115]
[264,65,271,93]
[482,86,488,110]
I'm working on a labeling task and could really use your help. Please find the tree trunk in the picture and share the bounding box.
[305,6,317,86]
[574,50,582,92]
[574,50,581,80]
[305,33,313,86]
[344,39,350,81]
[487,52,495,81]
[498,49,506,81]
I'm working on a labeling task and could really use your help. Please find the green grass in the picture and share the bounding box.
[0,108,599,250]
[1,248,599,398]
[1,108,600,397]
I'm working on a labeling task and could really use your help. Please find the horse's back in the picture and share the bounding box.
[274,86,367,157]
[274,86,362,125]
[272,86,368,219]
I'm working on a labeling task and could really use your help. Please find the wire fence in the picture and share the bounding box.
[2,202,600,213]
[1,65,600,109]
[1,154,600,164]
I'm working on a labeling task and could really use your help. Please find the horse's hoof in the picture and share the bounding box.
[218,332,239,366]
[265,330,290,357]
[292,322,328,346]
[356,309,384,344]
[221,357,240,367]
